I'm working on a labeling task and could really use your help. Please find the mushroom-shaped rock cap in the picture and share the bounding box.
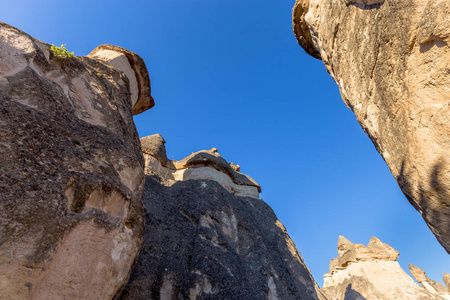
[89,44,154,115]
[176,150,261,192]
[292,0,321,60]
[140,134,261,194]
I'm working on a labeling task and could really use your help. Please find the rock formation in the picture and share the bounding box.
[410,264,450,298]
[117,134,327,300]
[293,0,450,253]
[323,236,447,300]
[0,22,153,299]
[140,134,261,199]
[444,273,450,292]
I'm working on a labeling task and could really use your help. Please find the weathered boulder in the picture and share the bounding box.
[118,134,326,300]
[323,237,444,300]
[0,22,152,299]
[293,0,450,252]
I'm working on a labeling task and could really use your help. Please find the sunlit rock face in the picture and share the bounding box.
[445,274,450,292]
[322,236,445,300]
[409,264,450,299]
[293,0,450,253]
[117,134,326,300]
[0,22,153,299]
[140,134,261,199]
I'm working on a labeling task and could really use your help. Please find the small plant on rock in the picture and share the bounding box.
[51,44,74,58]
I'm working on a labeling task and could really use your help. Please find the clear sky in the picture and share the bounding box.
[3,0,448,287]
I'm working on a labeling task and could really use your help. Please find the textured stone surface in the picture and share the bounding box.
[0,22,152,299]
[410,264,450,297]
[329,236,399,273]
[89,44,154,115]
[323,237,444,300]
[444,273,450,292]
[410,264,429,283]
[293,0,450,253]
[117,135,326,300]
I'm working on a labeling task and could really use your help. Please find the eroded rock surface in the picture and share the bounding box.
[444,273,450,292]
[293,0,450,252]
[0,22,152,299]
[140,134,261,199]
[410,264,450,298]
[118,135,326,300]
[328,236,399,273]
[323,236,445,300]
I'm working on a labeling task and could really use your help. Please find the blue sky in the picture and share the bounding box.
[3,0,448,286]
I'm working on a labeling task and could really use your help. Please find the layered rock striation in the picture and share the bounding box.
[140,134,261,199]
[293,0,450,252]
[118,134,326,300]
[323,236,447,300]
[0,22,153,299]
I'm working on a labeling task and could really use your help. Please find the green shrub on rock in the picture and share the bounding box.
[50,44,74,58]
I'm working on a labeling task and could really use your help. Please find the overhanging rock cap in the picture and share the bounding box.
[89,44,154,115]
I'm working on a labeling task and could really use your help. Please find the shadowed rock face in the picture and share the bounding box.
[0,22,152,299]
[293,0,450,253]
[323,237,445,300]
[118,135,326,300]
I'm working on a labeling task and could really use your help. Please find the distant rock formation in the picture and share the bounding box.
[117,134,326,300]
[445,274,450,292]
[0,22,153,299]
[140,134,261,199]
[293,0,450,253]
[409,264,450,299]
[323,236,448,300]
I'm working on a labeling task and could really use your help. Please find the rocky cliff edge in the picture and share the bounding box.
[293,0,450,253]
[0,22,152,299]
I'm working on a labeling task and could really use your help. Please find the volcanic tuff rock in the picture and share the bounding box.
[140,134,261,199]
[293,0,450,252]
[409,264,450,298]
[445,273,450,292]
[328,236,399,273]
[118,134,326,300]
[0,22,153,299]
[323,236,446,300]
